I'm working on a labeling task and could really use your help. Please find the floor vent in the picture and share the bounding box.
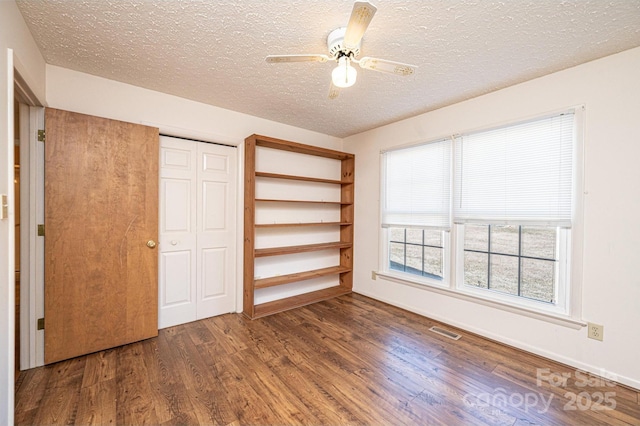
[429,326,461,340]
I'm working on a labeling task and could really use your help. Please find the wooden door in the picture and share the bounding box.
[44,108,159,364]
[158,136,236,329]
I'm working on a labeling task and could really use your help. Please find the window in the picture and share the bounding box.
[381,139,451,285]
[381,111,580,317]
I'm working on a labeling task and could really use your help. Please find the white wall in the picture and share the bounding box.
[46,65,342,150]
[0,1,46,424]
[344,46,640,389]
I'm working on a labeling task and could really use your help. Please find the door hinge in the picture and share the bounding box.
[37,318,45,330]
[0,194,7,219]
[37,224,45,236]
[37,129,45,142]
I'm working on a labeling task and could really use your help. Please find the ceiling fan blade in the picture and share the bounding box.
[358,57,417,76]
[343,1,377,49]
[265,54,330,63]
[328,82,340,100]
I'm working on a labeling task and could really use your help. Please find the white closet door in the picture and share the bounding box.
[159,136,237,329]
[196,143,237,318]
[159,137,198,328]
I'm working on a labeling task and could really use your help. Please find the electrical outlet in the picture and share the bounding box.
[371,271,377,280]
[587,322,604,341]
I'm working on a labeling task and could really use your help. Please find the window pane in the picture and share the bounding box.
[490,225,519,255]
[465,224,488,251]
[464,251,488,288]
[406,245,422,275]
[522,226,556,260]
[490,254,518,296]
[389,242,405,272]
[424,229,442,247]
[389,227,445,281]
[423,247,443,279]
[521,258,555,303]
[389,228,405,242]
[406,228,423,244]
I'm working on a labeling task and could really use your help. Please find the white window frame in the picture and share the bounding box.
[378,107,585,328]
[454,224,571,316]
[381,227,451,288]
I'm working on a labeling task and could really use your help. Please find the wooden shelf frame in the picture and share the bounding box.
[255,198,352,205]
[252,286,352,319]
[256,171,347,185]
[255,222,351,228]
[250,286,351,319]
[243,134,354,319]
[255,265,351,289]
[255,241,351,257]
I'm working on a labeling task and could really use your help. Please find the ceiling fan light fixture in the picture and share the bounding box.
[265,1,416,98]
[332,56,357,88]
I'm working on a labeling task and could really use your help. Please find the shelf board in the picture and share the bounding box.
[250,134,353,160]
[255,266,351,289]
[255,198,352,205]
[252,286,352,319]
[255,222,351,228]
[256,171,351,185]
[255,241,351,257]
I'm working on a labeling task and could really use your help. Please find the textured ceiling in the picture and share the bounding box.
[16,0,640,138]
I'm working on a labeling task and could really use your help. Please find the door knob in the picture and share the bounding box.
[146,240,157,249]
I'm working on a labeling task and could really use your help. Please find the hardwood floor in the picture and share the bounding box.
[15,293,640,425]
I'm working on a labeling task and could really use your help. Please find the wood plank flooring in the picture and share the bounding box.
[15,293,640,425]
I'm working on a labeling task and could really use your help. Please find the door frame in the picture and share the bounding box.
[3,50,45,426]
[19,105,44,369]
[1,48,15,426]
[14,69,45,370]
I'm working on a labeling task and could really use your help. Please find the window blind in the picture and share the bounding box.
[382,139,451,229]
[453,113,574,226]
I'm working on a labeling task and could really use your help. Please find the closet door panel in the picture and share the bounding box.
[158,137,197,328]
[196,143,237,318]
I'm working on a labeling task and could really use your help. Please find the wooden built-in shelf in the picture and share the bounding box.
[255,222,351,228]
[252,286,352,319]
[255,241,351,257]
[256,171,350,185]
[255,198,352,205]
[255,265,351,289]
[244,134,355,319]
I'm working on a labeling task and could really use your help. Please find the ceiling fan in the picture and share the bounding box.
[265,1,417,99]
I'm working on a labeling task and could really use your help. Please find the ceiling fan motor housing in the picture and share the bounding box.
[327,27,361,59]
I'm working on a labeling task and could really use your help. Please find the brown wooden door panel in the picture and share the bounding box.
[44,108,159,364]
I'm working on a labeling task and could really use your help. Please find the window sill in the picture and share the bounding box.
[375,271,586,330]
